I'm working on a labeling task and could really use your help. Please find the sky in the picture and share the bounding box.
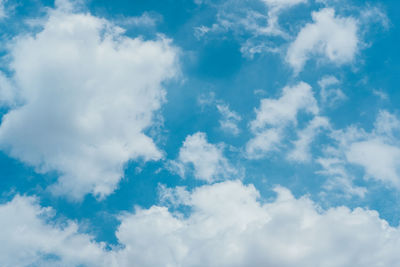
[0,0,400,266]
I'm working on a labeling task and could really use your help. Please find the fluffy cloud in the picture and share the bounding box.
[246,82,318,158]
[319,110,400,195]
[0,72,16,106]
[0,2,179,200]
[169,132,237,182]
[347,140,400,188]
[287,8,358,73]
[0,195,111,267]
[288,116,330,162]
[115,180,400,266]
[345,111,400,188]
[3,181,400,266]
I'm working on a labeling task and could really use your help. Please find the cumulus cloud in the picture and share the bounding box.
[287,8,358,73]
[115,180,400,266]
[169,132,237,182]
[0,72,16,106]
[345,111,400,188]
[246,82,318,158]
[319,110,400,195]
[0,195,111,267]
[347,140,400,187]
[3,181,400,266]
[0,2,179,200]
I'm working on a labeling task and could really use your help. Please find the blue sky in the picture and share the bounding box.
[1,0,400,266]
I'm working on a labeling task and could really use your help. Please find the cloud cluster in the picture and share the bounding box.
[246,82,321,159]
[0,3,179,200]
[2,181,400,266]
[0,195,111,267]
[194,0,307,57]
[319,110,400,196]
[287,8,358,73]
[169,132,237,182]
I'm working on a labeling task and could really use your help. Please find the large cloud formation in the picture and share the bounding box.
[1,180,400,266]
[0,2,179,199]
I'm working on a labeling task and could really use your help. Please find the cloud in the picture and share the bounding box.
[317,157,367,198]
[194,0,307,57]
[288,116,330,162]
[0,72,16,106]
[0,0,6,19]
[114,180,400,266]
[216,104,242,135]
[0,195,111,267]
[287,8,358,73]
[319,110,400,195]
[246,82,318,158]
[115,12,161,28]
[345,111,400,188]
[169,132,237,182]
[347,140,400,188]
[3,181,400,266]
[318,75,346,107]
[0,2,179,200]
[197,93,241,135]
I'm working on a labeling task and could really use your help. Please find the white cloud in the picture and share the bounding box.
[0,72,16,106]
[114,180,400,266]
[319,110,400,194]
[3,181,400,266]
[170,132,237,182]
[250,82,318,130]
[197,93,241,135]
[287,8,358,73]
[116,12,161,27]
[246,128,282,158]
[288,116,330,162]
[262,0,306,9]
[344,111,400,188]
[0,2,179,200]
[318,75,346,107]
[194,0,307,57]
[347,139,400,188]
[374,110,400,138]
[317,157,367,198]
[0,195,111,267]
[246,82,318,158]
[216,104,242,135]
